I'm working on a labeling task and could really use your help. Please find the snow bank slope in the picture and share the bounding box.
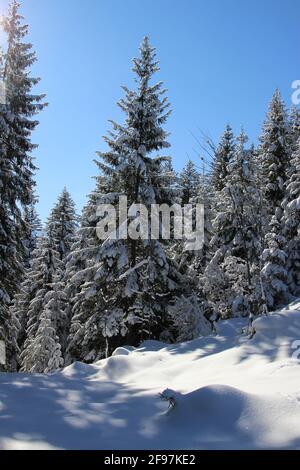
[1,302,300,450]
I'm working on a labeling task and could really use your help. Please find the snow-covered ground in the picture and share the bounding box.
[1,301,300,450]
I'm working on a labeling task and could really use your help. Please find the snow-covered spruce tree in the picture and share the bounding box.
[66,37,210,363]
[261,214,289,310]
[281,138,300,297]
[25,190,78,356]
[24,274,64,374]
[19,237,64,371]
[46,188,78,261]
[2,0,46,263]
[167,294,211,342]
[11,189,75,363]
[204,131,261,317]
[288,106,300,154]
[23,203,42,267]
[211,132,261,266]
[64,174,121,364]
[179,171,215,308]
[257,90,290,220]
[175,161,203,268]
[181,173,217,324]
[0,1,45,367]
[178,160,200,205]
[211,125,235,192]
[0,49,15,369]
[8,277,30,364]
[21,305,63,374]
[192,173,215,272]
[202,255,253,320]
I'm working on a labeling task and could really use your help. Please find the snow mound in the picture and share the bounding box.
[254,309,300,339]
[61,361,99,378]
[0,302,300,449]
[102,355,135,380]
[112,346,135,356]
[157,384,300,449]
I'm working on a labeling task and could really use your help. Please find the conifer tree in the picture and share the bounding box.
[65,175,120,363]
[178,160,200,205]
[211,125,235,191]
[193,174,215,272]
[66,37,209,363]
[206,131,261,316]
[257,90,289,220]
[19,237,63,371]
[0,1,45,357]
[289,106,300,153]
[167,294,211,342]
[46,188,78,261]
[212,132,260,261]
[23,203,42,267]
[261,215,289,309]
[0,48,16,364]
[281,138,300,296]
[179,172,215,300]
[2,0,46,253]
[21,305,63,374]
[11,191,76,361]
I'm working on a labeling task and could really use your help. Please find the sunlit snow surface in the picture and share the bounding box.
[1,300,300,450]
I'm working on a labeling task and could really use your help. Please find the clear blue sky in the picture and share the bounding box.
[0,0,299,220]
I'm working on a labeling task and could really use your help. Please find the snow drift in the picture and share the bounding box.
[0,301,300,450]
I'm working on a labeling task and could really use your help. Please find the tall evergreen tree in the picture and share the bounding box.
[206,131,261,317]
[12,188,75,365]
[178,160,200,205]
[281,138,300,296]
[21,303,63,374]
[64,175,119,364]
[257,90,289,220]
[20,237,63,372]
[211,132,259,259]
[3,0,46,251]
[0,47,15,367]
[46,188,78,261]
[261,215,289,310]
[211,125,235,191]
[66,37,210,364]
[193,173,215,272]
[0,1,45,362]
[180,172,215,284]
[289,106,300,153]
[23,203,42,267]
